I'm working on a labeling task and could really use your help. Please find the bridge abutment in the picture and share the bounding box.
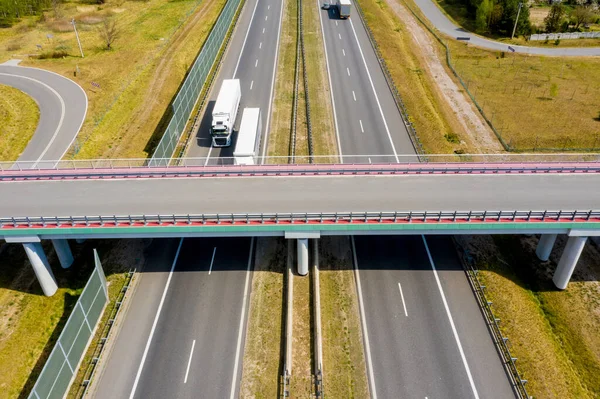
[553,236,587,290]
[536,234,557,261]
[52,239,74,269]
[23,242,58,296]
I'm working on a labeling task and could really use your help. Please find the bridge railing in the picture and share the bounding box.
[2,210,599,230]
[2,154,600,171]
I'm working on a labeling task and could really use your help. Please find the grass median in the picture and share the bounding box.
[0,85,39,161]
[459,235,600,398]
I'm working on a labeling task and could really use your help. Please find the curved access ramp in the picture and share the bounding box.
[411,0,600,56]
[0,63,87,166]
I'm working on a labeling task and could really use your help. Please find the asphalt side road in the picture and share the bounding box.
[0,63,87,165]
[91,237,254,399]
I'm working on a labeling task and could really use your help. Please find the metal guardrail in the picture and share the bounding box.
[454,238,532,399]
[299,0,314,162]
[76,270,135,398]
[1,210,599,230]
[353,0,425,156]
[290,0,302,162]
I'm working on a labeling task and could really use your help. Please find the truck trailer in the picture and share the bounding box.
[211,79,241,147]
[337,0,351,18]
[234,108,262,165]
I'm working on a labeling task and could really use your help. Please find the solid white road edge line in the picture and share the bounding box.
[129,237,184,399]
[184,340,196,384]
[421,235,480,399]
[397,282,408,317]
[316,0,342,160]
[348,18,400,162]
[260,0,284,161]
[351,236,378,399]
[0,73,66,166]
[208,247,217,275]
[229,237,255,399]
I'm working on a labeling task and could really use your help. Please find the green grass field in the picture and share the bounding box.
[0,85,39,161]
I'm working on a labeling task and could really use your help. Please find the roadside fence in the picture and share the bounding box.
[27,250,108,399]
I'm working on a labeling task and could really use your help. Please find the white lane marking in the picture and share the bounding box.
[184,340,196,383]
[208,247,217,275]
[250,80,254,90]
[352,90,356,101]
[336,21,338,26]
[259,42,262,49]
[351,237,378,399]
[398,282,408,317]
[342,48,346,56]
[206,0,259,165]
[347,67,350,76]
[359,120,364,133]
[265,15,268,21]
[263,27,265,34]
[229,238,255,399]
[268,4,270,9]
[129,238,184,399]
[368,157,372,164]
[260,0,284,161]
[421,236,480,399]
[255,59,258,67]
[339,33,342,40]
[349,19,399,162]
[316,0,342,160]
[0,73,66,166]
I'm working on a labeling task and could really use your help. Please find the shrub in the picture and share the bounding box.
[444,132,461,144]
[37,50,68,59]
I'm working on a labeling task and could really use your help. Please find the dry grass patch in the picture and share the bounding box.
[240,238,286,399]
[448,41,600,150]
[290,265,313,396]
[319,236,369,399]
[0,84,39,161]
[458,234,600,398]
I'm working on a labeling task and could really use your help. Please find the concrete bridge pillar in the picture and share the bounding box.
[23,243,58,296]
[52,239,74,269]
[553,236,587,290]
[536,234,558,262]
[297,238,309,276]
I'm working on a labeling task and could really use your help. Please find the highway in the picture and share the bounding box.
[92,237,254,399]
[1,173,599,217]
[412,0,600,56]
[354,235,514,398]
[0,63,87,165]
[319,0,416,161]
[186,0,283,162]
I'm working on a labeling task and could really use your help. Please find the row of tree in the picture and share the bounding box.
[447,0,532,36]
[544,4,598,33]
[0,0,53,26]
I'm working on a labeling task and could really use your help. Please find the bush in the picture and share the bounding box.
[444,132,461,144]
[555,38,561,45]
[37,50,68,59]
[6,42,22,51]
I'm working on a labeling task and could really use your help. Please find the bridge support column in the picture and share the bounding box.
[297,239,309,276]
[23,243,58,296]
[553,236,587,290]
[52,239,74,269]
[536,234,557,262]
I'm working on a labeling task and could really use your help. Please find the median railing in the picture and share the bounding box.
[2,210,600,230]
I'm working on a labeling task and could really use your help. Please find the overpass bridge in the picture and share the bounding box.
[1,161,599,295]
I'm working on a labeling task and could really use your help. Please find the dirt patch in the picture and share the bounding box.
[386,0,503,153]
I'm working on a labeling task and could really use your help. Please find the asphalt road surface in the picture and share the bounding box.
[354,235,515,398]
[318,1,417,161]
[1,173,599,217]
[92,237,254,399]
[413,0,600,56]
[0,63,87,165]
[186,0,283,163]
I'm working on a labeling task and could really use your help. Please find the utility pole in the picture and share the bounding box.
[72,18,84,58]
[511,2,523,40]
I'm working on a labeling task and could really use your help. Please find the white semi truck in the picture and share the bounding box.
[337,0,351,18]
[211,79,241,147]
[234,108,262,165]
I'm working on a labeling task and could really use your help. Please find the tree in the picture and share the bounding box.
[544,4,566,33]
[99,17,120,50]
[476,0,494,32]
[572,6,594,29]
